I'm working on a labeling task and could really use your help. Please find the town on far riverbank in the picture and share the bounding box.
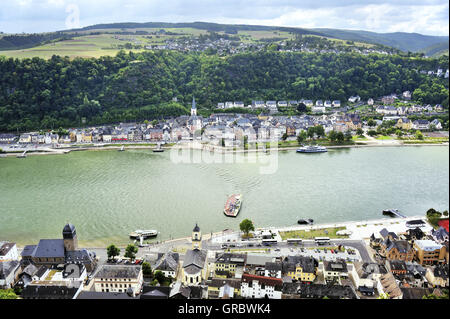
[0,94,448,157]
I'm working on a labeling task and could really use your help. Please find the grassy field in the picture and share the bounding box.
[279,227,349,240]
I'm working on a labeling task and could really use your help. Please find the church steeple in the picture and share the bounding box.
[191,96,197,116]
[192,223,202,250]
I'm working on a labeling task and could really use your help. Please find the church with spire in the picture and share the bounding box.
[191,96,197,116]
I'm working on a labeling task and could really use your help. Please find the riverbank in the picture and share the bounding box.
[1,140,448,157]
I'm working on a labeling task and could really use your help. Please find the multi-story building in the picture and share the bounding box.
[94,265,143,294]
[240,274,283,299]
[214,253,246,279]
[413,240,446,265]
[282,256,317,283]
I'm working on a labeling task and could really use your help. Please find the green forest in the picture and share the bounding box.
[0,50,448,132]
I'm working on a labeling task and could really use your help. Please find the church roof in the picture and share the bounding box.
[193,224,200,232]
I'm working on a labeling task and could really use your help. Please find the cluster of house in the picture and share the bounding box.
[216,99,342,113]
[147,36,264,55]
[419,68,449,78]
[2,220,448,299]
[368,221,449,299]
[2,108,366,148]
[145,33,395,56]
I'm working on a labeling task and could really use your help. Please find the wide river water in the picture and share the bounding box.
[0,146,448,247]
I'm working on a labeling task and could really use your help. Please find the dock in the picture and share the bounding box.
[383,209,407,218]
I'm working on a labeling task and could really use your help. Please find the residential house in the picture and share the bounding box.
[207,278,241,299]
[240,274,283,299]
[388,260,407,276]
[351,262,387,290]
[21,281,83,299]
[0,134,17,144]
[0,242,18,261]
[396,118,412,130]
[282,282,357,299]
[0,260,20,289]
[431,227,449,244]
[324,100,332,108]
[348,95,361,103]
[332,100,341,107]
[412,120,430,130]
[430,119,442,130]
[379,229,415,262]
[214,253,246,279]
[377,272,403,299]
[322,259,349,284]
[264,262,282,279]
[18,134,32,144]
[425,265,449,288]
[153,252,179,279]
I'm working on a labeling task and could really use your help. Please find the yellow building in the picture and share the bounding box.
[283,256,317,282]
[396,118,412,130]
[214,253,246,278]
[413,240,446,265]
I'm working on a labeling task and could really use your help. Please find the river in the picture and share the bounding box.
[0,146,448,247]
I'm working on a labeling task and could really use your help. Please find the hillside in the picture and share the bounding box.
[0,22,448,59]
[0,50,448,132]
[312,28,449,53]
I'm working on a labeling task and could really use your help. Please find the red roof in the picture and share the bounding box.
[242,274,282,287]
[438,219,449,232]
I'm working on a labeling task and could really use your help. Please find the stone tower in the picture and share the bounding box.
[192,223,202,250]
[63,223,78,252]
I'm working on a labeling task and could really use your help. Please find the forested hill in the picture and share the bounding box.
[0,51,448,132]
[313,28,449,54]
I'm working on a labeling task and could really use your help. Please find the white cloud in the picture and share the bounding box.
[0,0,448,36]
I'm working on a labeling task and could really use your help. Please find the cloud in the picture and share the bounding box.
[0,0,448,36]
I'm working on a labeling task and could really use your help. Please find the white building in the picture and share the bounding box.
[0,242,18,261]
[240,274,282,299]
[94,265,143,294]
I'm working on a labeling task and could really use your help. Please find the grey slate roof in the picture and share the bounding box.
[33,239,65,258]
[183,249,206,274]
[94,265,141,279]
[154,252,179,272]
[0,260,20,280]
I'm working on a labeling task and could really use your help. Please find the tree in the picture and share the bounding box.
[142,262,153,277]
[395,129,403,138]
[377,293,390,299]
[367,130,377,137]
[307,127,315,140]
[415,130,424,140]
[154,270,166,285]
[281,133,288,141]
[367,119,376,127]
[240,219,255,237]
[0,289,18,299]
[356,128,364,136]
[443,210,448,217]
[107,244,120,260]
[297,131,307,144]
[124,244,138,261]
[315,125,325,138]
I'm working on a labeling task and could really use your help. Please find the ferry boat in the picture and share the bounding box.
[296,145,327,153]
[16,151,27,158]
[298,219,314,225]
[224,194,242,217]
[153,144,164,153]
[129,229,158,239]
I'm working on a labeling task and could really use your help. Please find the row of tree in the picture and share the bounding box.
[0,50,448,132]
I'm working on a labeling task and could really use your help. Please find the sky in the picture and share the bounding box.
[0,0,448,36]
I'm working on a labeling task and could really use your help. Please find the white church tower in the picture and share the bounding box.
[191,96,197,116]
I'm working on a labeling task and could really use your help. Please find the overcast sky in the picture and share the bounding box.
[1,0,448,36]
